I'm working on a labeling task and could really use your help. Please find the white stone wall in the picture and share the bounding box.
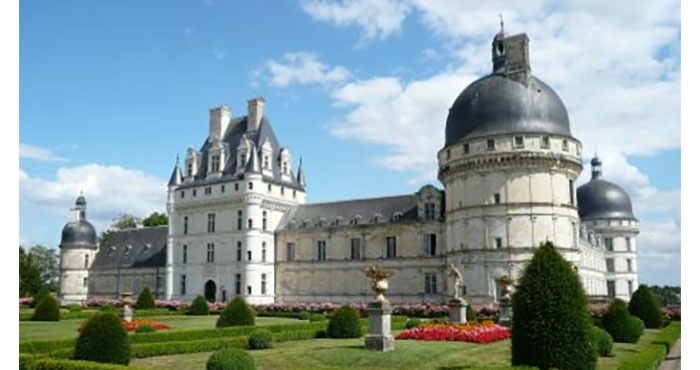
[59,247,96,304]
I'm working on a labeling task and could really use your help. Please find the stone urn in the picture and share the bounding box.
[372,279,389,302]
[121,292,133,323]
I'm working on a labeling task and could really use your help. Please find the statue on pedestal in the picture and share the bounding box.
[448,263,464,299]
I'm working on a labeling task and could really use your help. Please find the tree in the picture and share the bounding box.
[28,245,60,292]
[20,247,42,297]
[648,285,681,306]
[142,212,168,227]
[511,241,597,370]
[111,213,141,230]
[628,285,664,328]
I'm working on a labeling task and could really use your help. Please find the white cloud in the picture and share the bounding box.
[19,143,66,162]
[261,52,351,87]
[19,164,166,226]
[301,0,412,42]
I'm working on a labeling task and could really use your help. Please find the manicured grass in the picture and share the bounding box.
[19,315,304,342]
[597,328,663,370]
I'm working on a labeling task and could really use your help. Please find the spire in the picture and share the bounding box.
[245,144,261,173]
[296,157,306,188]
[499,13,505,35]
[591,156,603,180]
[168,156,183,187]
[73,193,87,220]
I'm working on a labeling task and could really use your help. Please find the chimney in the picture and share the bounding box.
[209,105,231,143]
[492,33,530,85]
[247,97,265,132]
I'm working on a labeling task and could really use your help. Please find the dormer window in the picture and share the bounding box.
[541,136,550,149]
[514,136,524,149]
[264,156,270,170]
[187,163,193,177]
[392,212,403,221]
[487,139,496,151]
[211,155,221,172]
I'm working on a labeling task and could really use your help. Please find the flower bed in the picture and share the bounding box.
[396,321,510,344]
[122,319,172,332]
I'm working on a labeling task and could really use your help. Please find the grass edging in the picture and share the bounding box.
[617,321,680,370]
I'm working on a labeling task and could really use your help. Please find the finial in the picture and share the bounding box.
[499,13,504,34]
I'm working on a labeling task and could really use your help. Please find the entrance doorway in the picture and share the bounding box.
[204,280,217,302]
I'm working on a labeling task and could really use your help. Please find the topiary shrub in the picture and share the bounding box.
[32,295,60,321]
[206,348,255,370]
[602,299,643,343]
[135,324,156,334]
[298,311,310,321]
[248,328,273,350]
[100,304,117,314]
[74,312,130,365]
[591,326,614,357]
[628,285,664,329]
[188,295,211,316]
[66,304,82,313]
[31,287,51,308]
[216,297,255,328]
[327,305,362,339]
[405,318,422,329]
[466,304,478,322]
[135,287,156,310]
[511,241,597,370]
[309,313,326,322]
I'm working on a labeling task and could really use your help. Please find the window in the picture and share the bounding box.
[350,238,362,260]
[264,156,270,170]
[493,193,501,204]
[268,183,272,192]
[628,280,634,295]
[495,237,503,248]
[235,183,239,191]
[607,280,616,298]
[205,187,212,195]
[221,185,225,193]
[180,191,185,198]
[261,274,267,295]
[187,163,193,177]
[514,136,524,148]
[423,234,437,256]
[192,189,197,197]
[237,242,242,262]
[84,254,89,269]
[562,140,569,152]
[541,136,550,149]
[262,242,267,262]
[206,243,215,263]
[248,182,253,190]
[247,286,252,295]
[317,240,327,261]
[183,216,189,235]
[487,139,495,151]
[463,143,470,154]
[569,179,575,205]
[262,211,268,231]
[446,149,451,160]
[240,154,245,166]
[572,223,578,246]
[281,187,285,196]
[424,273,437,294]
[237,210,242,231]
[606,258,615,273]
[424,203,436,220]
[286,243,295,262]
[182,245,188,264]
[604,237,613,251]
[207,213,216,233]
[248,219,253,229]
[626,237,632,251]
[293,190,297,198]
[627,259,633,272]
[180,275,186,295]
[386,236,397,259]
[247,250,252,261]
[235,274,241,295]
[283,162,288,174]
[83,277,88,287]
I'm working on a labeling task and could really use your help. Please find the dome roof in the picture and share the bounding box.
[444,74,572,146]
[60,220,97,247]
[576,157,635,220]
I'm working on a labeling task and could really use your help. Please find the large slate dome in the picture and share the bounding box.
[577,157,635,220]
[60,195,97,247]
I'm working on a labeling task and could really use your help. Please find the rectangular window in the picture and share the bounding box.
[386,236,397,259]
[423,234,437,256]
[183,216,189,235]
[628,280,634,295]
[247,250,252,261]
[424,273,437,294]
[493,193,501,204]
[221,185,225,193]
[83,277,87,287]
[247,286,252,295]
[211,155,220,172]
[569,179,575,205]
[182,245,187,264]
[261,274,267,295]
[187,163,193,177]
[350,238,362,260]
[317,240,327,261]
[514,136,524,148]
[487,139,495,151]
[235,274,241,295]
[541,136,551,149]
[206,243,215,263]
[237,210,242,231]
[237,241,242,262]
[264,156,270,170]
[562,140,569,152]
[281,187,285,195]
[605,237,614,251]
[262,211,268,231]
[626,237,632,251]
[607,280,616,298]
[446,149,451,160]
[235,183,239,191]
[424,203,436,220]
[248,182,253,190]
[627,259,633,272]
[495,237,503,248]
[180,275,186,296]
[180,191,185,198]
[192,189,197,197]
[84,254,89,269]
[262,242,267,262]
[248,219,253,229]
[207,213,216,233]
[205,186,212,195]
[606,258,615,273]
[286,243,295,262]
[463,143,470,154]
[268,183,272,193]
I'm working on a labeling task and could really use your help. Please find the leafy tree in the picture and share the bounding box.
[20,247,42,297]
[134,287,156,309]
[511,241,597,370]
[28,245,60,292]
[111,213,141,230]
[142,212,168,227]
[648,285,681,306]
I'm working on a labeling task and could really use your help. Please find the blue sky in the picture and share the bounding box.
[19,0,681,286]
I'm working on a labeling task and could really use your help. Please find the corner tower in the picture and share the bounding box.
[438,29,583,304]
[58,194,98,304]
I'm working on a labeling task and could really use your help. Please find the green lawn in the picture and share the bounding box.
[19,316,304,342]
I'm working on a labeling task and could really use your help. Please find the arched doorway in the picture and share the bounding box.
[204,280,217,302]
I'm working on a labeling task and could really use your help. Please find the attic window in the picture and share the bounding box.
[352,215,362,225]
[392,212,403,221]
[514,136,524,149]
[372,213,382,223]
[333,217,343,226]
[463,143,470,154]
[487,139,495,151]
[541,136,551,149]
[318,218,327,227]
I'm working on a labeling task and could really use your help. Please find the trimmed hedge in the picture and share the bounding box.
[591,326,613,357]
[248,329,273,350]
[206,348,255,370]
[21,357,147,370]
[216,297,255,327]
[617,321,680,370]
[134,288,156,310]
[74,313,130,365]
[602,299,644,343]
[32,296,61,322]
[187,296,210,316]
[405,318,422,329]
[628,285,664,329]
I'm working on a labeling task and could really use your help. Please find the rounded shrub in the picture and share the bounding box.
[74,312,130,365]
[591,326,613,357]
[248,328,273,350]
[31,287,51,308]
[511,241,597,370]
[100,304,117,314]
[32,295,60,321]
[628,284,664,329]
[134,287,156,310]
[309,313,326,322]
[298,311,311,321]
[601,299,643,343]
[405,318,422,329]
[67,304,83,313]
[135,324,156,334]
[206,348,255,370]
[188,295,211,316]
[216,297,255,328]
[327,305,362,339]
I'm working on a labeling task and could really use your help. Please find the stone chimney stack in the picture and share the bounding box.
[492,32,530,85]
[209,105,231,144]
[247,97,265,132]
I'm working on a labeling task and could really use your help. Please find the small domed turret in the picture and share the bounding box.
[60,194,97,248]
[577,157,636,220]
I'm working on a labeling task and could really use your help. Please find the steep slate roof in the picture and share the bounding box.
[277,194,420,230]
[91,226,168,269]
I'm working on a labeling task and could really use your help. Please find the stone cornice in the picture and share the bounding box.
[439,151,582,182]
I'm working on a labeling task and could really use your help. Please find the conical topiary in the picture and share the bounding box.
[188,295,211,316]
[134,287,156,309]
[216,297,255,328]
[602,299,644,343]
[31,295,60,321]
[31,287,51,308]
[511,241,597,370]
[74,312,130,365]
[628,284,664,328]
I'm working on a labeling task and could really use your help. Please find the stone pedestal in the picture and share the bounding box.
[364,300,395,352]
[122,305,133,322]
[498,300,512,327]
[448,298,467,324]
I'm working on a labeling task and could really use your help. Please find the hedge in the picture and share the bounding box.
[21,309,176,322]
[617,321,681,370]
[20,356,147,370]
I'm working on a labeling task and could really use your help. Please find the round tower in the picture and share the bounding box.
[577,156,639,300]
[59,194,98,304]
[438,29,583,304]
